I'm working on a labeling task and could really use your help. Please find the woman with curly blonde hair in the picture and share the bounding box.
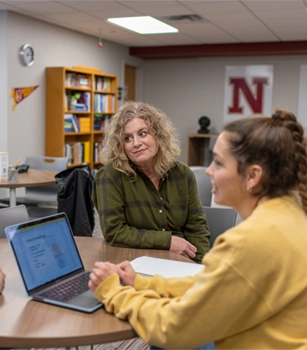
[92,101,210,263]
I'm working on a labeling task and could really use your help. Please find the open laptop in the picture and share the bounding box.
[5,212,103,313]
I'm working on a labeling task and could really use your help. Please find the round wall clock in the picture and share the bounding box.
[19,44,34,66]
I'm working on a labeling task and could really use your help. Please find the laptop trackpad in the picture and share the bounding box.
[67,290,102,307]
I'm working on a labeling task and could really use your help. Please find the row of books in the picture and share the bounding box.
[93,114,111,131]
[65,73,91,88]
[64,142,90,165]
[65,73,113,92]
[93,141,104,162]
[64,115,91,132]
[65,91,91,112]
[95,77,112,92]
[94,94,115,113]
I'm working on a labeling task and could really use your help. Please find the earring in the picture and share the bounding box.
[247,186,252,193]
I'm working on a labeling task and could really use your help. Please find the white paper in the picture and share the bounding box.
[130,256,203,278]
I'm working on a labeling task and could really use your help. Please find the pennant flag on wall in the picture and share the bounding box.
[11,85,39,110]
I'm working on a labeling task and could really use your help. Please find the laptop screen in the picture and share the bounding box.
[6,213,84,292]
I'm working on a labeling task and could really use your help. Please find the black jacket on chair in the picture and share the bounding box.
[57,167,94,237]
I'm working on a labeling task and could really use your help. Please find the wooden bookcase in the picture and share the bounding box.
[45,66,118,171]
[186,133,219,166]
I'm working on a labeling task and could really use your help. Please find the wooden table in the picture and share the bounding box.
[0,236,194,348]
[0,169,57,206]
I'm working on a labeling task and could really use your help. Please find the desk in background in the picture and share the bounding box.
[0,169,57,206]
[0,237,195,348]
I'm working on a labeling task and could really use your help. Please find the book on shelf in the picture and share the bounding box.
[64,142,87,165]
[80,91,91,111]
[93,141,104,162]
[95,76,111,92]
[93,114,111,131]
[79,117,91,132]
[94,94,114,113]
[76,74,90,88]
[83,141,90,163]
[64,115,74,132]
[65,72,77,87]
[71,114,79,132]
[64,114,79,132]
[67,91,91,112]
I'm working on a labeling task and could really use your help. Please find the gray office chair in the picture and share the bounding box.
[190,166,212,206]
[235,213,243,225]
[22,155,69,205]
[203,206,237,247]
[0,205,29,238]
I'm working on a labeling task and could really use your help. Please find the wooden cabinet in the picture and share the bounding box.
[186,133,218,166]
[45,66,118,171]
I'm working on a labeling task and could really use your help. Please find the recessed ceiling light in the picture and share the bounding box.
[107,16,178,34]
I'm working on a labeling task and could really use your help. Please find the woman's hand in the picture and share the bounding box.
[89,262,119,292]
[88,260,137,292]
[117,261,137,286]
[170,236,197,260]
[0,268,6,294]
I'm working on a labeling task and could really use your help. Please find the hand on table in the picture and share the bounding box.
[170,236,197,260]
[89,262,120,292]
[0,268,6,294]
[89,261,137,292]
[117,261,136,286]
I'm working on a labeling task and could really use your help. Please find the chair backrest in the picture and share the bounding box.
[0,205,29,238]
[190,166,212,206]
[210,194,231,208]
[235,213,243,226]
[25,155,69,172]
[203,206,237,246]
[25,156,69,203]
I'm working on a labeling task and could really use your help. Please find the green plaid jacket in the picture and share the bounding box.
[92,161,210,263]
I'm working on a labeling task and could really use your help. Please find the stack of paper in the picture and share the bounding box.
[130,256,203,278]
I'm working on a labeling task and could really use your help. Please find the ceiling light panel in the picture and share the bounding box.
[107,16,178,34]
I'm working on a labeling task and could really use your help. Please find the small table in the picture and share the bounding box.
[0,169,57,206]
[0,237,195,348]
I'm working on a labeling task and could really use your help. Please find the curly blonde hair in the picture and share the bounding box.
[100,101,181,180]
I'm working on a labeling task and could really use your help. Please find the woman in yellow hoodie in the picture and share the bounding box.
[89,109,307,349]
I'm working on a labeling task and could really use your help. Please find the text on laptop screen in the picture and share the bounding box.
[6,216,83,291]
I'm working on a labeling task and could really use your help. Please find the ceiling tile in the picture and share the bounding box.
[2,1,75,15]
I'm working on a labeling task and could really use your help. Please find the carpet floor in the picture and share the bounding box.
[32,337,149,350]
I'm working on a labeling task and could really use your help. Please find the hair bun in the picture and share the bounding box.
[272,113,281,121]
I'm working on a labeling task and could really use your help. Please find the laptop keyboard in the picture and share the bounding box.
[38,271,91,302]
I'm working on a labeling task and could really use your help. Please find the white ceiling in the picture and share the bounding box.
[1,0,307,48]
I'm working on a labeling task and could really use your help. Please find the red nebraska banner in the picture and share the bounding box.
[223,66,273,124]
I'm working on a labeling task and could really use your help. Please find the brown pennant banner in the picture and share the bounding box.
[11,85,39,110]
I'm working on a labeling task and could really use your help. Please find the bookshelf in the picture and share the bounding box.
[187,133,218,166]
[45,66,118,171]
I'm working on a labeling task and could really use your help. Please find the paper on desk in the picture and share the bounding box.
[130,256,203,278]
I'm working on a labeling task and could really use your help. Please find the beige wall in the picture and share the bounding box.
[2,10,307,180]
[142,56,307,163]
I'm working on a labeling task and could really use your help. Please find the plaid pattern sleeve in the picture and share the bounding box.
[92,162,210,262]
